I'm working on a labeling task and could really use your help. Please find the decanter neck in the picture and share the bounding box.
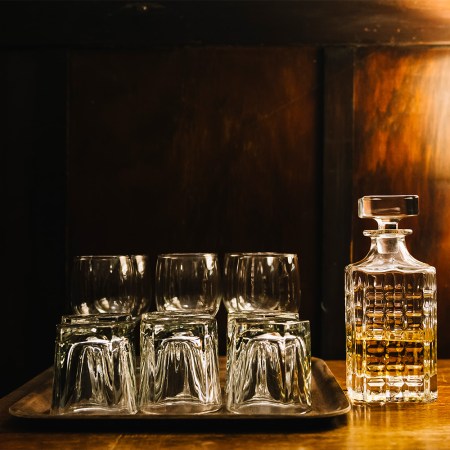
[364,229,412,255]
[375,218,400,230]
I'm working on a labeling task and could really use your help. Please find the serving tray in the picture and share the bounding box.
[9,357,350,420]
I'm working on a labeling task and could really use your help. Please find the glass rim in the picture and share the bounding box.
[237,252,298,259]
[224,252,245,258]
[74,255,131,260]
[73,255,149,261]
[60,313,134,323]
[157,252,218,259]
[229,313,308,321]
[141,311,217,321]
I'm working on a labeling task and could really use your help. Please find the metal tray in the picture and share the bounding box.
[9,357,350,420]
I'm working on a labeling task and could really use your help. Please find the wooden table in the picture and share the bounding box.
[1,359,450,449]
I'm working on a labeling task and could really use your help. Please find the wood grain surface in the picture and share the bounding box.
[2,359,450,449]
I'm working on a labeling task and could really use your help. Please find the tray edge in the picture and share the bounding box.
[9,358,351,421]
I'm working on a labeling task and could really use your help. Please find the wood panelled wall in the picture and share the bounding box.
[4,40,450,395]
[352,47,450,356]
[67,48,322,356]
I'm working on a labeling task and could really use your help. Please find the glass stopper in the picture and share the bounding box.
[358,195,419,230]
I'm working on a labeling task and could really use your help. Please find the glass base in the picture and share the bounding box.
[228,401,310,415]
[347,375,438,404]
[53,404,138,415]
[140,401,222,415]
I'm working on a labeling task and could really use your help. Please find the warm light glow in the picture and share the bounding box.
[356,50,450,179]
[407,0,450,22]
[355,48,450,268]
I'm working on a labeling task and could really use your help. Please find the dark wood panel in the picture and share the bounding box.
[67,47,322,355]
[1,1,450,47]
[1,51,67,397]
[321,47,355,359]
[353,47,450,357]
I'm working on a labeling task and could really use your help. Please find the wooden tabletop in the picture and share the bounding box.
[1,359,450,449]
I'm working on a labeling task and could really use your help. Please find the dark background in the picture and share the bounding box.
[3,1,450,397]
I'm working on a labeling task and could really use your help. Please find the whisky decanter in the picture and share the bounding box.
[345,195,437,404]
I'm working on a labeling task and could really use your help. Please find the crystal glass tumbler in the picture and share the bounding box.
[226,313,311,414]
[232,252,301,314]
[155,253,221,315]
[51,314,138,415]
[70,255,135,315]
[138,312,221,414]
